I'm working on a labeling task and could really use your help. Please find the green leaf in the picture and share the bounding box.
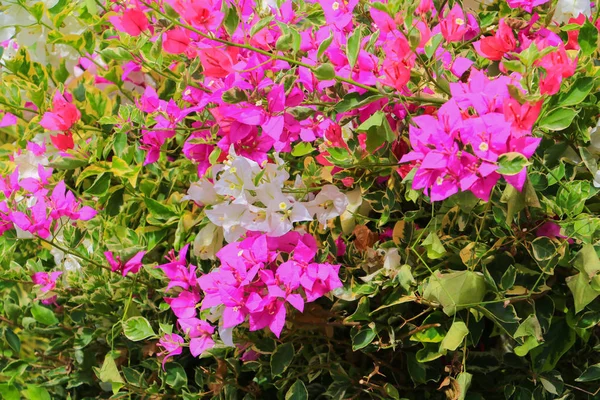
[4,329,20,354]
[100,47,133,62]
[223,6,240,37]
[558,77,594,106]
[456,372,472,400]
[384,383,400,400]
[539,371,564,395]
[164,363,187,389]
[576,363,600,382]
[314,63,336,80]
[556,181,593,216]
[574,244,600,278]
[440,321,468,351]
[497,152,529,176]
[530,318,576,373]
[566,273,599,313]
[346,297,371,322]
[31,303,59,326]
[0,384,19,400]
[538,108,577,131]
[28,3,45,22]
[416,342,446,362]
[144,198,177,220]
[357,110,395,152]
[410,312,445,343]
[271,343,294,377]
[423,271,486,316]
[285,380,308,400]
[123,317,155,342]
[579,19,598,56]
[276,33,294,51]
[424,34,443,59]
[317,31,334,60]
[346,29,361,69]
[291,142,314,157]
[500,265,517,290]
[514,315,543,341]
[250,15,273,36]
[97,353,124,394]
[530,237,560,274]
[23,385,51,400]
[422,232,446,259]
[352,326,377,351]
[334,92,385,113]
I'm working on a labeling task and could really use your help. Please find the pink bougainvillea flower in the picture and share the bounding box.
[165,290,201,319]
[163,28,191,54]
[537,221,574,243]
[32,271,63,292]
[0,111,17,128]
[40,91,81,132]
[474,19,516,61]
[11,198,52,238]
[110,8,149,36]
[379,35,414,91]
[104,250,146,276]
[503,98,543,137]
[156,245,200,291]
[49,181,97,221]
[178,318,215,357]
[440,5,480,42]
[158,334,185,368]
[198,47,235,78]
[506,0,549,13]
[49,132,75,151]
[319,0,359,29]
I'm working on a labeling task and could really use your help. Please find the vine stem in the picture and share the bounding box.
[141,1,446,105]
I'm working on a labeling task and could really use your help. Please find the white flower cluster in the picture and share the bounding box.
[184,153,349,243]
[0,0,85,70]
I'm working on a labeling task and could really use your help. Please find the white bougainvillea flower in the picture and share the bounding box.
[554,0,591,23]
[193,222,224,260]
[305,184,349,225]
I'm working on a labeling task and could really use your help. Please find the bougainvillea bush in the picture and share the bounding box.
[2,0,600,398]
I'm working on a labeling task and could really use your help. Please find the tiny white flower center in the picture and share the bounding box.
[455,18,464,25]
[436,176,444,185]
[332,1,340,10]
[279,202,287,210]
[479,142,489,152]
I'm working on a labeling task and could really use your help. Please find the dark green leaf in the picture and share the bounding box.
[285,380,308,400]
[576,363,600,382]
[530,318,576,373]
[579,19,598,56]
[351,326,376,351]
[4,329,20,354]
[271,343,294,377]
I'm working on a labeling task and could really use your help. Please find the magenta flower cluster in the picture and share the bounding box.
[0,145,96,239]
[400,70,542,202]
[157,231,342,364]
